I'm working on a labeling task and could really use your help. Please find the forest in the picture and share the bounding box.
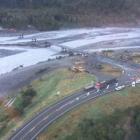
[0,0,139,9]
[0,0,140,30]
[63,106,140,140]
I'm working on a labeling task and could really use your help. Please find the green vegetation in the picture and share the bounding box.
[0,69,95,140]
[0,101,18,139]
[23,69,95,119]
[0,87,37,138]
[37,86,140,140]
[0,107,9,134]
[13,87,37,114]
[0,0,140,30]
[63,106,140,140]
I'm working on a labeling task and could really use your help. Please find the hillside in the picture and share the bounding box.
[0,0,140,30]
[37,86,140,140]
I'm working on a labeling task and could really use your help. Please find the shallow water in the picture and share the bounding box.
[0,46,61,74]
[1,27,140,74]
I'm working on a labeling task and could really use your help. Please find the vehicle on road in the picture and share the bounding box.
[95,78,118,90]
[84,83,95,91]
[115,82,119,86]
[136,79,140,84]
[95,81,106,90]
[115,85,125,91]
[105,78,118,85]
[132,81,136,87]
[86,92,90,96]
[76,97,79,101]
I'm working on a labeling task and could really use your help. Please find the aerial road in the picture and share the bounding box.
[10,71,136,140]
[10,82,118,140]
[9,54,140,140]
[0,27,140,140]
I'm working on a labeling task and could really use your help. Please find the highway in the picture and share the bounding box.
[10,84,118,140]
[9,54,140,140]
[0,27,139,140]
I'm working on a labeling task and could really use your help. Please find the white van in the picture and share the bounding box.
[132,81,136,87]
[136,79,140,84]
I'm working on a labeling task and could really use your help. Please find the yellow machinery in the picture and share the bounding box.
[71,61,85,72]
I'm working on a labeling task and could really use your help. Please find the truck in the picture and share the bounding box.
[95,81,106,89]
[95,78,118,90]
[84,84,95,91]
[105,78,118,85]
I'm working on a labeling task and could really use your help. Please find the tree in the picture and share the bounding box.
[13,87,37,115]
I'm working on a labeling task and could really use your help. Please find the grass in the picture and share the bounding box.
[2,68,95,140]
[37,86,140,140]
[23,69,96,120]
[101,64,122,77]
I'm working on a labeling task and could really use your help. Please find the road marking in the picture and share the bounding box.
[29,127,36,132]
[21,91,99,139]
[21,115,50,139]
[86,92,90,96]
[43,116,49,121]
[106,85,109,89]
[30,92,101,140]
[55,91,99,112]
[11,90,99,140]
[55,99,76,112]
[11,92,88,140]
[8,98,16,107]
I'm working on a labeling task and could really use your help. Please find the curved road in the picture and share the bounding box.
[10,85,116,140]
[10,55,140,140]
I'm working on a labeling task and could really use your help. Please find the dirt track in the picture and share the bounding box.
[0,54,115,97]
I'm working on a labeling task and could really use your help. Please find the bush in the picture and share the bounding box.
[21,87,37,98]
[13,87,37,115]
[65,116,125,140]
[0,0,140,30]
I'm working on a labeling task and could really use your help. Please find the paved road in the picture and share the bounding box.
[10,83,118,140]
[95,54,140,83]
[9,54,140,140]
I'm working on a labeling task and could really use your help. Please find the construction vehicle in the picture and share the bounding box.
[19,33,24,39]
[70,61,85,72]
[71,66,85,72]
[32,38,37,43]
